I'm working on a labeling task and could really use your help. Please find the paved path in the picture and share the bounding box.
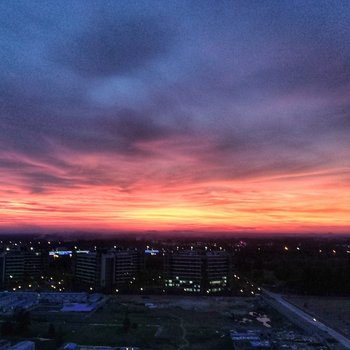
[263,289,350,349]
[172,315,189,350]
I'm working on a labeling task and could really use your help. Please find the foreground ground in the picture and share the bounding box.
[2,294,348,349]
[1,295,297,350]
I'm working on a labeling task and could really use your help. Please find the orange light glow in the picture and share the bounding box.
[1,163,349,234]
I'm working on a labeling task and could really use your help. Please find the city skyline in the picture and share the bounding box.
[1,1,350,234]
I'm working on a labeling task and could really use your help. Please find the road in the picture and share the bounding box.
[263,289,350,349]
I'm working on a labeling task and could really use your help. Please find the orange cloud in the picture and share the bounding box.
[1,162,349,234]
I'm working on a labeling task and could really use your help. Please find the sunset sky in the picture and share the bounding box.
[1,1,350,234]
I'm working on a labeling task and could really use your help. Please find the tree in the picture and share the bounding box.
[14,310,31,333]
[1,320,14,336]
[123,313,131,333]
[55,326,64,347]
[48,323,56,338]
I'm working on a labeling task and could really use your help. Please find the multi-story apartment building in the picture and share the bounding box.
[74,252,100,286]
[0,247,48,287]
[164,250,231,293]
[74,249,143,291]
[205,251,231,292]
[114,250,143,286]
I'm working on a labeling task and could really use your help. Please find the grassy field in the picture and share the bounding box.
[1,295,293,350]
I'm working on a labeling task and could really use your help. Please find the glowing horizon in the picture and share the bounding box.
[1,1,350,234]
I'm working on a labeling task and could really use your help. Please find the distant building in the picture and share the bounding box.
[164,250,231,293]
[100,253,115,289]
[74,250,143,291]
[0,247,48,287]
[74,252,100,286]
[114,250,143,286]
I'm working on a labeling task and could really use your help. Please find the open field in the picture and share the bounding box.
[0,295,295,349]
[286,296,350,338]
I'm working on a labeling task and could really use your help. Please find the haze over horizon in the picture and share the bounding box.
[1,1,350,235]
